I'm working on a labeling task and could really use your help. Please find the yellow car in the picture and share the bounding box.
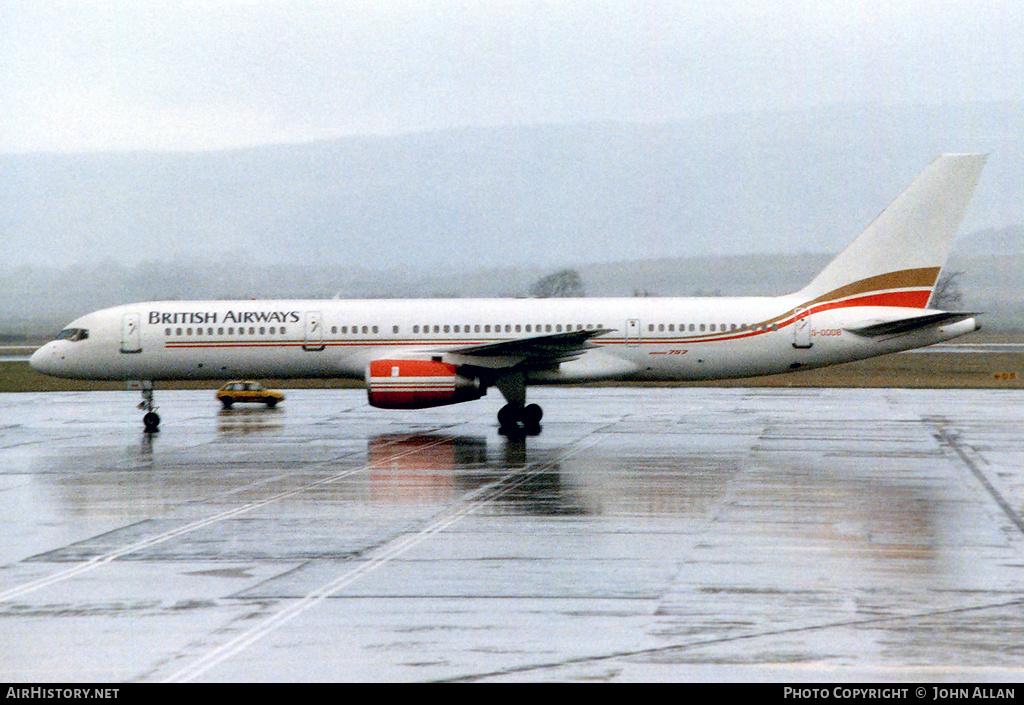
[216,381,284,409]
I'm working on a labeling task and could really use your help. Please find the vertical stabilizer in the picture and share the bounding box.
[795,154,987,309]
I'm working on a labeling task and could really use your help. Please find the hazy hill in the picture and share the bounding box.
[2,102,1021,274]
[2,102,1022,336]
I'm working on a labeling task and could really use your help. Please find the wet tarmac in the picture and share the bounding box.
[1,387,1023,682]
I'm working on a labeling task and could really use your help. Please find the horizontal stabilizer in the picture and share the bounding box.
[845,311,980,337]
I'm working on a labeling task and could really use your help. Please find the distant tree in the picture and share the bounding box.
[930,270,965,310]
[530,269,586,298]
[633,288,655,297]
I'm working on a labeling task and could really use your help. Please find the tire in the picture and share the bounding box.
[497,404,520,428]
[522,404,543,427]
[143,412,160,432]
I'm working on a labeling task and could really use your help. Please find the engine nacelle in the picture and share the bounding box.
[366,359,484,409]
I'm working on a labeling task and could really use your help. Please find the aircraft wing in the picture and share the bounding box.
[845,311,979,337]
[445,328,614,369]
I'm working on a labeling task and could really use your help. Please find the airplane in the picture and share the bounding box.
[30,154,987,433]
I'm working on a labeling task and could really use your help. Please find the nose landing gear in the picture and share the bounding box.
[136,383,160,432]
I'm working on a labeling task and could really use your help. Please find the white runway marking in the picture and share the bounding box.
[0,434,455,602]
[164,435,603,683]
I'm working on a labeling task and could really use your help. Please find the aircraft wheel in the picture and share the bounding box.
[143,412,161,432]
[522,403,543,427]
[498,403,543,434]
[497,403,521,429]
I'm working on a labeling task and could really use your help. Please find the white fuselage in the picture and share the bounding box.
[29,295,978,385]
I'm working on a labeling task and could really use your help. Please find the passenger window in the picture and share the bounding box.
[393,325,399,334]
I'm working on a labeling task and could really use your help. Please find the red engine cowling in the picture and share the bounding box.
[366,359,484,409]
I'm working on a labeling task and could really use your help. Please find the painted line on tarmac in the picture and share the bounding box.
[163,432,607,683]
[0,433,454,604]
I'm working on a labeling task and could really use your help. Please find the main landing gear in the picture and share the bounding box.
[497,403,543,434]
[494,370,542,435]
[136,382,160,433]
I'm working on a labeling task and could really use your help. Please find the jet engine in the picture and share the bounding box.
[366,359,484,409]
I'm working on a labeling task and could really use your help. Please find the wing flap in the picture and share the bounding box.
[450,328,613,368]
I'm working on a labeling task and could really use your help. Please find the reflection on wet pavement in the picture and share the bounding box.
[1,388,1023,681]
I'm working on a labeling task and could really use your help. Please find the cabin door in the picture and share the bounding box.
[626,319,641,347]
[303,311,325,351]
[120,313,142,354]
[792,311,813,349]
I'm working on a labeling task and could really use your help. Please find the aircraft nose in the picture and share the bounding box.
[29,343,58,376]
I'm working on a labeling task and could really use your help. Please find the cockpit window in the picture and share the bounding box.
[55,328,89,342]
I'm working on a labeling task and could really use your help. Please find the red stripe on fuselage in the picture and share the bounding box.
[805,289,932,316]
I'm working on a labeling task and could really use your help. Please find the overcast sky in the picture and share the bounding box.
[1,1,1022,153]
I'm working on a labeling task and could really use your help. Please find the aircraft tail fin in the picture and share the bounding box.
[794,154,987,309]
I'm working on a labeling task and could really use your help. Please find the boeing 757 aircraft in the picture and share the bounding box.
[31,154,987,433]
